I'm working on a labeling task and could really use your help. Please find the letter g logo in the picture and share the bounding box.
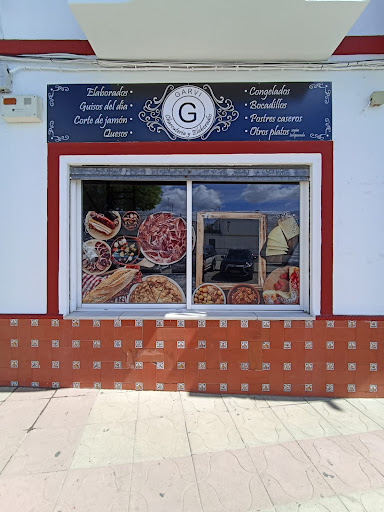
[179,102,197,123]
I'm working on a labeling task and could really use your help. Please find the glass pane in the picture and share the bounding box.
[192,183,300,306]
[82,181,187,304]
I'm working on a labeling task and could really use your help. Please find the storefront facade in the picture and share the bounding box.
[1,0,384,396]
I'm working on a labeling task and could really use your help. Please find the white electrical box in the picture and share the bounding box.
[1,95,43,123]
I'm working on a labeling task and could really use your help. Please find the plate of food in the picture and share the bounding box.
[82,240,112,275]
[128,275,186,304]
[193,283,226,305]
[85,210,121,240]
[138,212,187,265]
[263,266,300,305]
[228,284,260,305]
[111,236,140,266]
[83,266,140,304]
[122,211,141,231]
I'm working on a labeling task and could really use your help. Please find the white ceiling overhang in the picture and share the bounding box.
[68,0,370,62]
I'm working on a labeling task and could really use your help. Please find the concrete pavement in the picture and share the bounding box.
[1,388,384,511]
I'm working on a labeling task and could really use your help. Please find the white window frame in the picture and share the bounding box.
[59,153,321,318]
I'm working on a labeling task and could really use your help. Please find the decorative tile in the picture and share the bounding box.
[10,319,18,326]
[198,383,206,391]
[52,382,60,389]
[93,340,101,349]
[305,362,313,371]
[114,361,122,369]
[348,363,356,371]
[348,320,356,328]
[114,339,122,348]
[262,321,270,328]
[262,384,270,392]
[326,362,334,371]
[283,341,291,349]
[370,384,378,392]
[326,320,334,328]
[370,321,378,328]
[177,383,185,391]
[177,340,185,349]
[283,384,291,392]
[31,319,38,327]
[348,341,356,349]
[241,340,248,349]
[241,362,249,371]
[156,383,164,390]
[10,381,18,387]
[177,319,185,327]
[305,384,313,392]
[52,340,59,348]
[114,382,122,390]
[284,363,291,371]
[198,340,206,349]
[262,341,270,349]
[93,361,101,369]
[72,319,79,327]
[10,339,18,347]
[370,363,378,372]
[51,319,59,327]
[156,320,164,327]
[198,362,206,370]
[31,361,39,369]
[73,382,80,389]
[305,320,313,328]
[135,340,143,348]
[114,319,121,327]
[52,361,59,369]
[241,383,249,392]
[10,360,18,368]
[305,341,313,349]
[93,320,100,327]
[93,382,101,390]
[135,362,143,370]
[31,382,39,388]
[177,362,185,370]
[135,319,143,327]
[156,340,164,348]
[348,384,356,392]
[370,342,378,350]
[135,382,143,391]
[72,340,80,348]
[220,320,227,328]
[72,361,80,370]
[156,362,164,370]
[220,362,228,370]
[326,341,334,349]
[219,340,227,349]
[198,320,206,327]
[326,383,334,392]
[241,319,248,328]
[284,320,291,328]
[31,339,38,347]
[262,363,270,371]
[220,383,227,392]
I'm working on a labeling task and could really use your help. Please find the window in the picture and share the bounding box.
[60,154,320,316]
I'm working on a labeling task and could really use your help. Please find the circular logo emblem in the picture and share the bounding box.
[162,86,216,140]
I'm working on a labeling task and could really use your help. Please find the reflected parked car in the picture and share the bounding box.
[203,245,217,271]
[220,249,254,279]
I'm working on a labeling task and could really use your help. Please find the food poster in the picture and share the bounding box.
[191,183,300,305]
[82,182,187,304]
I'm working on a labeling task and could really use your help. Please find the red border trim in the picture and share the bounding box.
[0,36,383,57]
[47,141,333,316]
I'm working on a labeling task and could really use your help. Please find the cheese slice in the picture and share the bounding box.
[278,216,299,240]
[267,240,288,251]
[266,247,288,256]
[268,226,287,246]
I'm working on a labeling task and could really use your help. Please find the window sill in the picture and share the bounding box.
[64,310,315,321]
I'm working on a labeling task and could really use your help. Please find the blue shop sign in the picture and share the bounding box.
[47,82,332,143]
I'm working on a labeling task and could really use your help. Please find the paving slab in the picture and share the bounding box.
[346,398,384,429]
[0,387,14,402]
[35,395,96,429]
[7,387,56,401]
[222,394,269,411]
[87,389,138,424]
[338,489,384,512]
[0,399,49,432]
[274,495,348,511]
[138,390,183,418]
[180,392,227,414]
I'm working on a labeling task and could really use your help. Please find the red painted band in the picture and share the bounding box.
[334,36,384,55]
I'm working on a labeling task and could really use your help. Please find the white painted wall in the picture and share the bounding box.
[0,65,383,315]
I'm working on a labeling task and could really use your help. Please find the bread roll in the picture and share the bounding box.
[83,268,138,304]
